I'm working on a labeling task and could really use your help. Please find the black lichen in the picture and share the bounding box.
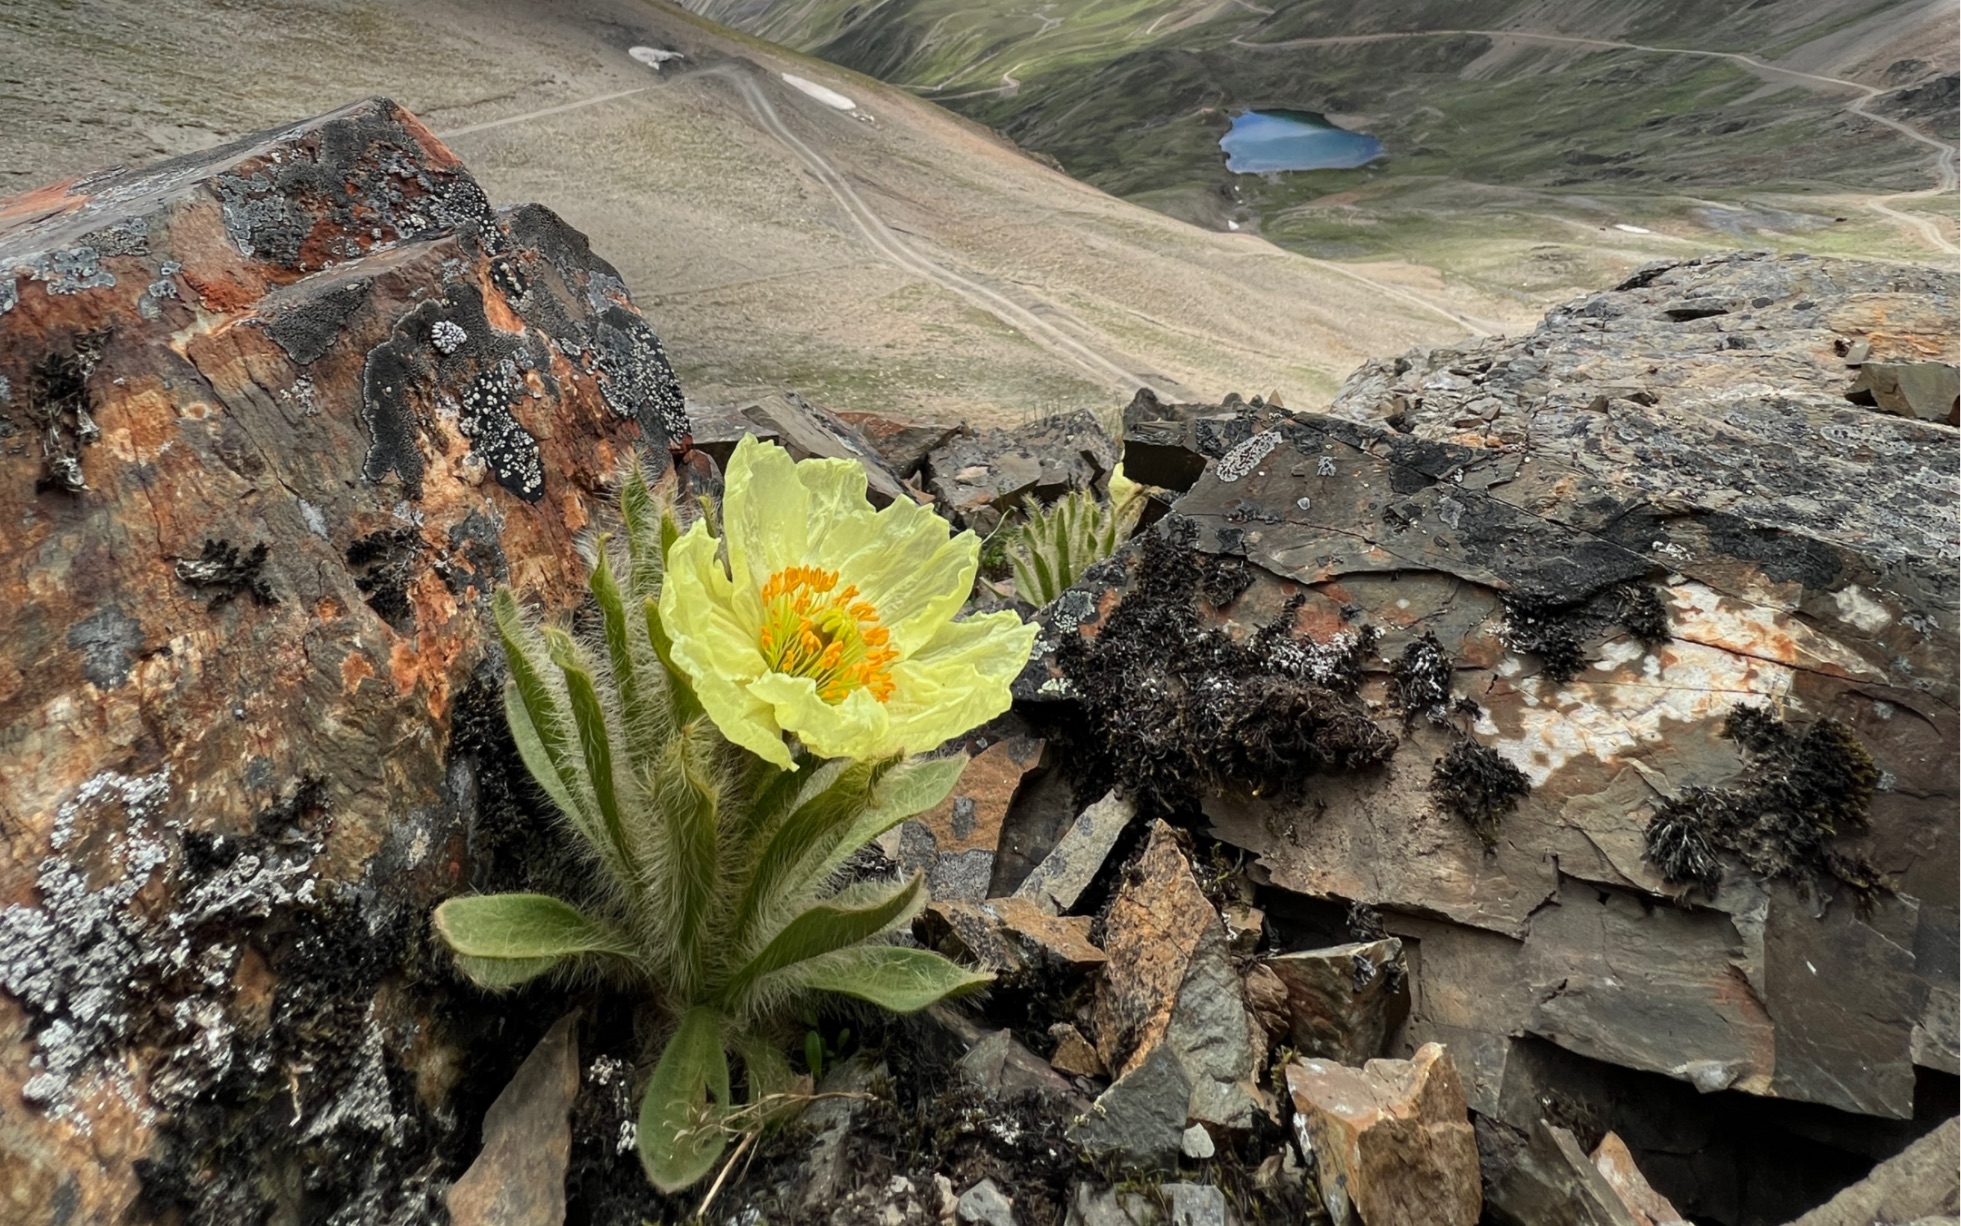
[1643,705,1887,901]
[1051,517,1396,815]
[1432,739,1532,847]
[1613,582,1672,648]
[22,332,107,493]
[348,527,422,631]
[174,539,278,608]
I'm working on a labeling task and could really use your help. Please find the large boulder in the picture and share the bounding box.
[1020,254,1958,1219]
[0,99,685,1223]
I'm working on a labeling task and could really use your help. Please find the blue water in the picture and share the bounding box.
[1219,109,1384,173]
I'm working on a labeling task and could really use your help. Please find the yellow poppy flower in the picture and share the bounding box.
[660,435,1037,768]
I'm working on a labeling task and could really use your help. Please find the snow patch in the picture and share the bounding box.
[782,73,857,110]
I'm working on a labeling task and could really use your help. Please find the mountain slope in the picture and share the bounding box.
[683,0,1958,292]
[0,0,1523,422]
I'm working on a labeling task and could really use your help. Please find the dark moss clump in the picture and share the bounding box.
[1388,632,1454,727]
[1503,580,1672,683]
[173,538,277,607]
[1052,517,1396,814]
[1432,739,1532,846]
[1644,705,1887,900]
[22,331,108,493]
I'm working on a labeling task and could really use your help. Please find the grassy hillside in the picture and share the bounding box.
[684,0,1958,295]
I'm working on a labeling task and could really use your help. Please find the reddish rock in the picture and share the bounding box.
[918,896,1106,982]
[1286,1043,1481,1226]
[894,735,1045,902]
[1591,1131,1690,1226]
[1048,1023,1106,1079]
[832,408,963,478]
[0,100,683,1223]
[1264,939,1410,1066]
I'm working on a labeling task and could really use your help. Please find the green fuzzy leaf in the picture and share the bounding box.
[808,755,966,886]
[658,728,722,996]
[434,894,635,973]
[645,596,704,726]
[639,1005,730,1193]
[495,591,595,838]
[554,645,632,873]
[591,543,668,776]
[731,758,883,948]
[452,953,565,989]
[619,466,667,601]
[723,874,925,1006]
[793,945,993,1013]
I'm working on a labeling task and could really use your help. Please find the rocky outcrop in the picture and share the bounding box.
[0,99,685,1223]
[1783,1117,1959,1226]
[925,410,1119,532]
[1019,253,1957,1224]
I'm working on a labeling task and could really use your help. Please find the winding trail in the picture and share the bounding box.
[1232,27,1958,254]
[446,64,1163,393]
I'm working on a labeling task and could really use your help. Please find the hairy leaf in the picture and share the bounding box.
[789,944,992,1013]
[553,638,632,873]
[639,1005,731,1193]
[434,894,635,971]
[619,464,667,601]
[495,590,596,839]
[730,758,883,948]
[807,754,967,886]
[722,874,925,1007]
[451,953,566,989]
[591,542,668,775]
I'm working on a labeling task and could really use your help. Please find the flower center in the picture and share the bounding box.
[757,565,898,704]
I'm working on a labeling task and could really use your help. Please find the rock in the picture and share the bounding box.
[833,408,964,478]
[1012,790,1135,914]
[1067,1043,1192,1169]
[1784,1118,1960,1226]
[1591,1131,1690,1226]
[893,735,1046,903]
[1049,1023,1108,1079]
[1286,1043,1481,1226]
[1063,1181,1235,1226]
[1241,963,1291,1043]
[918,896,1107,982]
[931,1010,1085,1105]
[958,1178,1017,1226]
[1025,254,1958,1128]
[1118,389,1274,493]
[1221,902,1265,953]
[787,1054,882,1214]
[1163,1184,1228,1226]
[446,1011,581,1226]
[1089,820,1263,1130]
[1181,1123,1216,1160]
[1488,1119,1643,1226]
[924,410,1119,533]
[688,390,910,504]
[0,99,682,1224]
[1848,361,1959,424]
[1264,939,1410,1065]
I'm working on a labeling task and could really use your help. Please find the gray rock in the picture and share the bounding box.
[689,391,910,505]
[1067,1043,1193,1169]
[1013,790,1136,914]
[1181,1123,1216,1160]
[1784,1118,1960,1226]
[1163,1184,1228,1226]
[1487,1119,1640,1226]
[791,1055,884,1213]
[446,1011,581,1226]
[925,410,1119,532]
[1849,361,1959,423]
[958,1178,1018,1226]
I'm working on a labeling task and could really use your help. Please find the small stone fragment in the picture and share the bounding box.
[1050,1022,1108,1079]
[1014,790,1135,914]
[445,1011,580,1226]
[1287,1043,1481,1226]
[1591,1131,1690,1226]
[1067,1043,1192,1169]
[1264,938,1409,1065]
[958,1178,1017,1226]
[1181,1123,1216,1160]
[1163,1183,1227,1226]
[895,736,1045,903]
[919,896,1107,981]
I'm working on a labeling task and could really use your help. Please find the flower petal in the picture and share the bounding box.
[813,499,979,656]
[660,521,794,768]
[880,610,1037,755]
[721,435,809,597]
[747,671,893,762]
